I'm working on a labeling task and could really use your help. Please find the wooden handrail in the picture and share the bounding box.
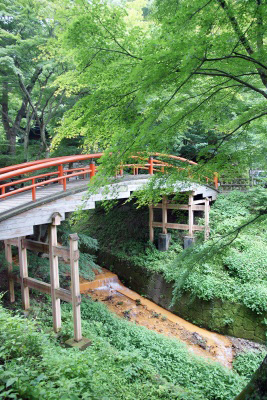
[0,168,92,200]
[0,153,218,202]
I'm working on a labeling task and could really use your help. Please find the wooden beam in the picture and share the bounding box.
[22,239,49,254]
[69,233,82,342]
[162,196,167,234]
[48,216,61,333]
[18,237,30,310]
[149,205,154,242]
[5,238,19,247]
[152,222,205,231]
[20,239,71,261]
[55,288,72,303]
[154,204,205,211]
[4,241,15,302]
[193,199,207,205]
[24,277,51,295]
[53,245,71,261]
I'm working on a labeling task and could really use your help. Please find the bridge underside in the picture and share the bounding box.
[0,175,218,241]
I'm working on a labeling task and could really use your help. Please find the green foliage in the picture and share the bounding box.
[233,351,267,379]
[50,0,267,179]
[171,190,267,313]
[0,298,249,400]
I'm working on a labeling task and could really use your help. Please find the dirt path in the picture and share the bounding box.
[80,268,234,367]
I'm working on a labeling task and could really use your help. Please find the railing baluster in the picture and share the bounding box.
[214,172,219,189]
[149,156,154,175]
[58,164,63,185]
[89,160,96,179]
[32,178,36,201]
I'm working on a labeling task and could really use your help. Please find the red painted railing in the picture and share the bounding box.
[0,153,218,202]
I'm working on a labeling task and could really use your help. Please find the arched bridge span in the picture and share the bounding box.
[0,153,218,240]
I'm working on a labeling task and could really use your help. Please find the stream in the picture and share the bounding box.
[80,268,264,368]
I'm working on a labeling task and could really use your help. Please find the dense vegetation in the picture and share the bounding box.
[0,297,262,400]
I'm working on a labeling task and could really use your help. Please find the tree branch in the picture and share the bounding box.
[195,68,267,99]
[188,0,213,19]
[217,0,267,87]
[202,53,267,71]
[17,73,41,126]
[217,0,254,55]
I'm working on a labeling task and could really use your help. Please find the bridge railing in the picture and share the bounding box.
[0,153,218,202]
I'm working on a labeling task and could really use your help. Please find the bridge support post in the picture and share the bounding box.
[204,198,210,240]
[48,214,61,333]
[69,234,82,342]
[188,194,194,237]
[18,237,30,310]
[4,241,15,302]
[149,205,154,242]
[162,196,168,234]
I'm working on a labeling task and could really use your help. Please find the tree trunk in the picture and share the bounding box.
[8,129,17,155]
[40,123,49,157]
[1,81,16,155]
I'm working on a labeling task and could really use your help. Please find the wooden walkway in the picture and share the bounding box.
[0,178,87,215]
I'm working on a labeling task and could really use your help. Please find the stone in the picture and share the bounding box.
[65,337,92,351]
[183,236,195,249]
[158,233,171,251]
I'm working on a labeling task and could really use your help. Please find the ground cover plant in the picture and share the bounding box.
[1,296,261,400]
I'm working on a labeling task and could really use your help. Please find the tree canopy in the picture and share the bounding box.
[49,0,266,176]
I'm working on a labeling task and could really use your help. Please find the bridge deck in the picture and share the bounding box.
[0,178,89,215]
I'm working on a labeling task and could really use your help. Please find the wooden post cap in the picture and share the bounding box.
[69,233,79,241]
[51,212,62,225]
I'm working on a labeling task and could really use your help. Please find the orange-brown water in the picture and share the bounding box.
[80,268,234,367]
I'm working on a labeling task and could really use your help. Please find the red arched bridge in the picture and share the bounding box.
[0,152,218,201]
[0,153,218,347]
[0,153,218,240]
